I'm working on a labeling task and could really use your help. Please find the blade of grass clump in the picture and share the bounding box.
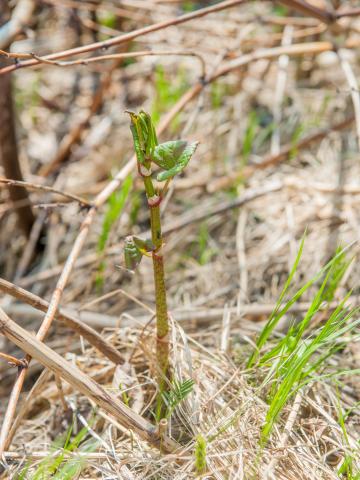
[259,255,347,371]
[297,368,360,389]
[247,238,353,368]
[261,298,360,445]
[21,422,91,480]
[322,246,351,302]
[280,294,353,380]
[51,440,98,480]
[30,425,74,479]
[247,234,305,368]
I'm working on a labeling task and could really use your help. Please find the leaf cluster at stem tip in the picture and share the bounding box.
[127,110,199,182]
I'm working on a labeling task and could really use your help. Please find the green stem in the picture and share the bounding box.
[153,249,170,420]
[143,174,170,420]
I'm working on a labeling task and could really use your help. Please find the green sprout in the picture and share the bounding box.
[194,434,207,475]
[126,110,198,420]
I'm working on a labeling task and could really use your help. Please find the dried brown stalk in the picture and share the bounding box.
[0,278,124,365]
[0,0,248,76]
[278,0,336,24]
[336,7,360,19]
[0,352,27,368]
[1,0,359,78]
[0,50,206,79]
[0,177,92,207]
[0,307,179,453]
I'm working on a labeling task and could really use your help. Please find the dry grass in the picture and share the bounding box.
[2,317,359,479]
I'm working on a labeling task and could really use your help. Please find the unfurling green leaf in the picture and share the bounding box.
[153,140,188,170]
[156,141,199,182]
[124,237,143,270]
[132,236,155,254]
[124,236,154,271]
[127,110,158,162]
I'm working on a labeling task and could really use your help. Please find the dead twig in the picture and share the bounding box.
[0,50,206,79]
[278,0,336,24]
[0,307,179,453]
[0,277,124,365]
[0,352,27,368]
[0,177,92,207]
[0,0,248,75]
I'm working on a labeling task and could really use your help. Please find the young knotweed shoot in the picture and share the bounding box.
[126,110,198,420]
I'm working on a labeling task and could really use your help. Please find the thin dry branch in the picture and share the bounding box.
[0,50,206,79]
[0,352,27,368]
[0,307,179,453]
[0,0,248,76]
[1,0,359,78]
[0,278,124,365]
[278,0,336,24]
[157,41,359,144]
[336,7,360,19]
[0,177,92,207]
